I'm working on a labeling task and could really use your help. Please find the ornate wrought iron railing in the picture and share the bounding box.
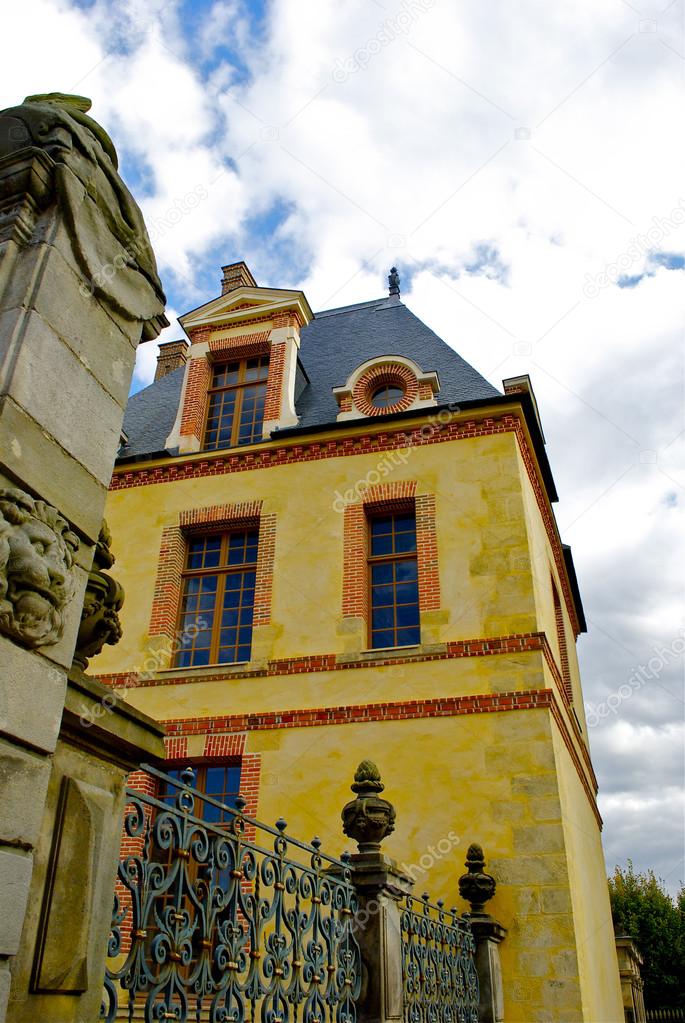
[400,892,479,1023]
[102,764,361,1023]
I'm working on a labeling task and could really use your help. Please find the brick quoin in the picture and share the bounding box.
[111,412,581,637]
[179,357,211,442]
[263,342,286,422]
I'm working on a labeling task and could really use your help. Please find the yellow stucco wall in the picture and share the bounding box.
[97,413,623,1021]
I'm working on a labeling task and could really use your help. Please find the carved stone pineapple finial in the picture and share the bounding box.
[458,842,497,914]
[341,760,396,854]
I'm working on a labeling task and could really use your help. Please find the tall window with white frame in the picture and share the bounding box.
[204,356,269,450]
[367,508,421,649]
[175,530,258,667]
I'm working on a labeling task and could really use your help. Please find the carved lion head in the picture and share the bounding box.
[0,487,80,648]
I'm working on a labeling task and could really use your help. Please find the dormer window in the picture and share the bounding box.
[204,356,269,450]
[333,356,440,421]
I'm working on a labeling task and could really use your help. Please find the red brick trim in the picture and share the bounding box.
[342,503,367,620]
[512,420,581,636]
[352,362,419,416]
[100,631,556,687]
[162,688,553,734]
[111,410,580,637]
[255,513,276,626]
[149,526,185,639]
[552,577,573,702]
[204,732,247,758]
[208,332,270,362]
[263,340,286,423]
[272,310,304,329]
[165,735,188,760]
[179,500,262,531]
[179,357,211,441]
[416,493,440,611]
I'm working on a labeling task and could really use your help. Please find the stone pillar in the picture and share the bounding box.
[342,760,408,1023]
[459,844,507,1023]
[349,852,412,1023]
[0,92,167,1021]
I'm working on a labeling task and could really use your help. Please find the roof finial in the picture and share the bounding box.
[388,266,400,297]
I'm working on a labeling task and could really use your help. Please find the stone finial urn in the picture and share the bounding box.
[341,760,396,854]
[458,843,497,913]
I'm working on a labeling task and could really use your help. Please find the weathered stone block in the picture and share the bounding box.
[0,398,107,541]
[541,886,572,915]
[0,636,66,752]
[513,823,565,854]
[0,739,51,847]
[511,774,559,796]
[9,239,137,407]
[0,848,33,955]
[530,795,562,821]
[0,306,124,486]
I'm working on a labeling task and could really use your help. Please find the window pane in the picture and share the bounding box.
[371,533,393,556]
[371,563,393,584]
[397,626,420,646]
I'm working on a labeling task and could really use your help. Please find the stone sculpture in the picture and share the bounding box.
[0,486,79,647]
[73,521,124,670]
[0,92,166,339]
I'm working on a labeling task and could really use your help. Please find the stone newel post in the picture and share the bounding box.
[342,761,410,1023]
[0,93,167,1022]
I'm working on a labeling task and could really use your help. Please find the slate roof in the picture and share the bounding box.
[119,294,501,460]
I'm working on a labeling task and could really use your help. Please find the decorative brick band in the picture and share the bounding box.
[165,735,188,760]
[512,420,581,636]
[352,362,419,416]
[254,513,276,626]
[160,688,601,828]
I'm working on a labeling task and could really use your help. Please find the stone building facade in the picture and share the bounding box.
[95,262,624,1021]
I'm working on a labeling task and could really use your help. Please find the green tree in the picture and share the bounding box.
[608,862,685,1009]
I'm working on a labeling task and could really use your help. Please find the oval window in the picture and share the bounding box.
[370,384,405,409]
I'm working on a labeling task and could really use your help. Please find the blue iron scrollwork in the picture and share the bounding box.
[101,764,361,1023]
[400,892,479,1023]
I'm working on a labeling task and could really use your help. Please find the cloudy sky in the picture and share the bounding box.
[4,0,683,893]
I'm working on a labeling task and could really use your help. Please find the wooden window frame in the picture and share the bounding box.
[203,356,269,450]
[366,507,421,650]
[174,528,258,668]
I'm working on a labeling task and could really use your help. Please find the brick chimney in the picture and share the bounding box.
[221,261,257,295]
[155,339,189,381]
